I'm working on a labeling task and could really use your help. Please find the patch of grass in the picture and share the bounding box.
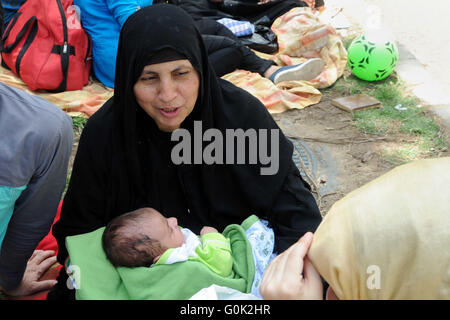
[382,143,421,166]
[324,70,448,163]
[65,116,87,197]
[72,116,87,133]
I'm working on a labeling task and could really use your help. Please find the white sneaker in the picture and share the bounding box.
[270,58,325,84]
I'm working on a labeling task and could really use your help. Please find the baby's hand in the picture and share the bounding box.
[200,226,218,235]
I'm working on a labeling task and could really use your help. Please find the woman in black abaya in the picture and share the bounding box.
[50,4,321,299]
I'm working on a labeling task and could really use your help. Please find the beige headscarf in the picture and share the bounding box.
[309,157,450,299]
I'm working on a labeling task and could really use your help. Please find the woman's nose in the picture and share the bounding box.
[158,78,177,102]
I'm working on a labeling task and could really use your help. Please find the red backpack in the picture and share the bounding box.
[1,0,92,92]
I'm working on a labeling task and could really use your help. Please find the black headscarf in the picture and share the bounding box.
[55,4,299,262]
[110,3,294,221]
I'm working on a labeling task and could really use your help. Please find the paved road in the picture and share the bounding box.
[362,0,450,93]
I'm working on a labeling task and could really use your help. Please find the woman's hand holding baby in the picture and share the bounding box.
[259,232,323,300]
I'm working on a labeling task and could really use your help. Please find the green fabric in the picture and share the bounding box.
[194,233,233,277]
[241,214,259,231]
[0,185,26,252]
[65,216,256,300]
[155,232,233,277]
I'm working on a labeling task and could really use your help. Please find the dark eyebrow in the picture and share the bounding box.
[141,70,158,75]
[142,64,192,75]
[173,67,190,72]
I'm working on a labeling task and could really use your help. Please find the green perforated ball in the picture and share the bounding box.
[347,33,399,81]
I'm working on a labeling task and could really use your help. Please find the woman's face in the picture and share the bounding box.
[134,59,200,132]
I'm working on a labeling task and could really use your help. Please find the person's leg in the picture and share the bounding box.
[202,34,243,77]
[203,34,276,77]
[239,44,276,76]
[197,19,275,76]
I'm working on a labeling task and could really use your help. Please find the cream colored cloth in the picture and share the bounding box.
[0,64,113,118]
[309,157,450,300]
[222,70,322,114]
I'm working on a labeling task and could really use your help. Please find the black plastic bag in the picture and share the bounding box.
[239,24,278,54]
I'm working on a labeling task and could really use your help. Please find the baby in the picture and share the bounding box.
[102,207,233,276]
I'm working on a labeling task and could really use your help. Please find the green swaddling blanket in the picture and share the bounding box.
[66,215,259,300]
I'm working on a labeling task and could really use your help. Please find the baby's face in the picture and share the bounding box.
[141,208,185,250]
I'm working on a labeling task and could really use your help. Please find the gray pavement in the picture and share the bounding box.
[322,0,450,137]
